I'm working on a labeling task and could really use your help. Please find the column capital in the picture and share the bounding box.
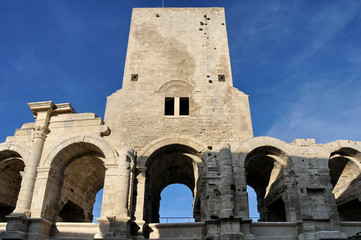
[32,125,48,141]
[28,101,55,119]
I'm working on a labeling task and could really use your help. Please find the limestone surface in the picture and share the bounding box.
[0,7,360,240]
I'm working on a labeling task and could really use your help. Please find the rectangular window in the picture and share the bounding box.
[165,97,175,115]
[179,97,189,115]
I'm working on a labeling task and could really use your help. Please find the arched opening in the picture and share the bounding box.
[44,142,106,223]
[92,188,103,223]
[0,150,24,221]
[247,186,260,221]
[329,148,361,221]
[159,184,194,223]
[245,146,288,222]
[144,144,202,223]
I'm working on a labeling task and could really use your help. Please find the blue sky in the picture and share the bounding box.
[1,0,361,222]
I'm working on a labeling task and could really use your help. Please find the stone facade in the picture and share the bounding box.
[0,7,361,240]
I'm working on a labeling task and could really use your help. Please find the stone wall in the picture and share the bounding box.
[0,7,360,240]
[104,8,253,152]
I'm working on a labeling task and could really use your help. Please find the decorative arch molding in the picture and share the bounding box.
[157,80,194,94]
[137,134,206,168]
[42,135,118,167]
[0,142,30,165]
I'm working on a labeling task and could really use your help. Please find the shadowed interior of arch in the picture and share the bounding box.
[329,148,361,221]
[0,150,24,221]
[144,144,201,223]
[245,146,287,222]
[44,142,106,223]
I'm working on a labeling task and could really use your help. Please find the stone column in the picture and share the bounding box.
[14,125,48,214]
[117,147,135,220]
[14,102,53,215]
[96,148,135,239]
[2,101,54,240]
[218,143,235,218]
[96,164,119,239]
[133,167,147,235]
[232,156,250,220]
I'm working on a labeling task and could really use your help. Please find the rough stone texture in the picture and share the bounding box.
[104,8,253,152]
[0,7,360,240]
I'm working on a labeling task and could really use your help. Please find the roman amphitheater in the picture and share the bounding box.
[1,7,361,240]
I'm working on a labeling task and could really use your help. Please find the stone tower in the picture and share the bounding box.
[104,8,253,150]
[103,8,253,237]
[0,7,361,240]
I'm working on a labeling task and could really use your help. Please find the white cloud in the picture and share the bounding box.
[266,76,361,143]
[287,1,361,71]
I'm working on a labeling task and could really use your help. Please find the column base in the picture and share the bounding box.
[27,217,52,239]
[204,218,254,240]
[0,213,28,240]
[0,214,53,240]
[95,217,131,239]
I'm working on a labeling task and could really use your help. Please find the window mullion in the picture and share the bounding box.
[174,97,180,116]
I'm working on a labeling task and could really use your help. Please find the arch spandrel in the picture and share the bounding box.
[42,135,118,168]
[137,134,206,168]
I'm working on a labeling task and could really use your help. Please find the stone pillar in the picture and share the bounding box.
[133,167,147,237]
[218,143,235,218]
[232,153,251,220]
[2,101,54,240]
[117,147,135,220]
[14,126,48,214]
[96,148,135,239]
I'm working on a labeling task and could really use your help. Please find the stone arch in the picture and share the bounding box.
[242,137,292,222]
[237,137,291,162]
[137,135,206,224]
[0,142,30,166]
[40,135,118,223]
[0,143,28,221]
[157,80,194,94]
[324,140,361,158]
[138,134,206,168]
[326,143,361,221]
[157,80,194,116]
[42,135,118,168]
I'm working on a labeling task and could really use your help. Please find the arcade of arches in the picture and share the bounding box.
[1,7,361,240]
[2,133,361,240]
